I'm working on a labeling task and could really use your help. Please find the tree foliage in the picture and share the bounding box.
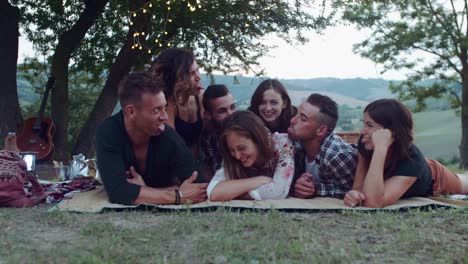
[341,0,468,168]
[14,0,337,158]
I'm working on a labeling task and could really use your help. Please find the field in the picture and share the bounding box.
[413,110,461,160]
[0,206,467,263]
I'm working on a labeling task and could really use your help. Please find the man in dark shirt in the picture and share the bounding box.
[288,93,357,198]
[199,84,236,179]
[96,72,207,205]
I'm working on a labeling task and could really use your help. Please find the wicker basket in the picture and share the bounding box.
[335,132,360,144]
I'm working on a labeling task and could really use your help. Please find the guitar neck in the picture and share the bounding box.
[33,77,55,130]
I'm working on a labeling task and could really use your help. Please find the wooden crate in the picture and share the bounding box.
[335,132,360,144]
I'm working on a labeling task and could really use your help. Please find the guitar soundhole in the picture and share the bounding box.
[29,121,52,144]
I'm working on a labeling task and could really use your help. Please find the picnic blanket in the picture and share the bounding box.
[53,186,467,213]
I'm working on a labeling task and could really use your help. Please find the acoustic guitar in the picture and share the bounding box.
[17,77,56,161]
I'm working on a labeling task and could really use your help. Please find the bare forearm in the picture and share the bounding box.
[210,177,269,201]
[352,155,366,190]
[362,147,387,207]
[133,186,176,205]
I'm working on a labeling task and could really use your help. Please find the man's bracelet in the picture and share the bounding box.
[175,190,182,205]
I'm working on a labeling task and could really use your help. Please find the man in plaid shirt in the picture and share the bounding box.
[288,94,357,198]
[200,85,237,180]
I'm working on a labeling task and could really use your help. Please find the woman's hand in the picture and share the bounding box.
[371,128,393,150]
[344,190,365,207]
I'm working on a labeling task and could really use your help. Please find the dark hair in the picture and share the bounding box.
[203,84,230,113]
[150,48,195,103]
[362,99,413,176]
[118,72,166,107]
[220,111,273,180]
[248,79,297,133]
[305,93,338,132]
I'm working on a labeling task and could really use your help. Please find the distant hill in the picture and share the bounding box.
[18,74,394,108]
[287,90,369,108]
[201,75,394,107]
[280,78,393,101]
[17,78,37,106]
[413,110,460,160]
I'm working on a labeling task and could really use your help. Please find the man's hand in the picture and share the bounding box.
[344,190,365,207]
[126,166,147,187]
[179,171,208,204]
[293,172,316,198]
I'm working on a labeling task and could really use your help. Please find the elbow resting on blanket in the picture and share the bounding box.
[106,185,137,206]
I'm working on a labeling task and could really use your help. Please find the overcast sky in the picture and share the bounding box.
[257,25,411,80]
[18,24,410,80]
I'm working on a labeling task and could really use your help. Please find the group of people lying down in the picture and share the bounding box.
[95,48,468,208]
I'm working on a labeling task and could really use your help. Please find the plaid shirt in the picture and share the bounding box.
[293,133,357,198]
[200,127,223,175]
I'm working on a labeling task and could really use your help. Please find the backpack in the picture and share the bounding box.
[0,150,45,207]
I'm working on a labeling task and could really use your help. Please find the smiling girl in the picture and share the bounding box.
[344,99,468,208]
[248,79,297,133]
[207,111,295,201]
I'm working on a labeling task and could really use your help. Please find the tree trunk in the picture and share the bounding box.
[72,0,151,157]
[50,0,108,160]
[72,32,138,157]
[460,66,468,169]
[0,1,22,140]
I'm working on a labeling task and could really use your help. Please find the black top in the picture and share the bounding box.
[388,144,433,198]
[96,111,203,205]
[175,96,203,146]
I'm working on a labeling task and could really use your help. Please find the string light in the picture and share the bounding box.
[128,0,264,55]
[129,0,268,54]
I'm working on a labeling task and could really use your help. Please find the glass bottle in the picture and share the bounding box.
[4,132,21,153]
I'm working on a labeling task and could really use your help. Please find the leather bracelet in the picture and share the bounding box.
[174,190,180,205]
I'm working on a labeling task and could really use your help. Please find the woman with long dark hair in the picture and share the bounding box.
[345,99,468,208]
[248,79,297,133]
[150,48,204,156]
[207,110,295,201]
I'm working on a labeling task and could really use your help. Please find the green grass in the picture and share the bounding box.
[0,206,467,263]
[413,110,460,160]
